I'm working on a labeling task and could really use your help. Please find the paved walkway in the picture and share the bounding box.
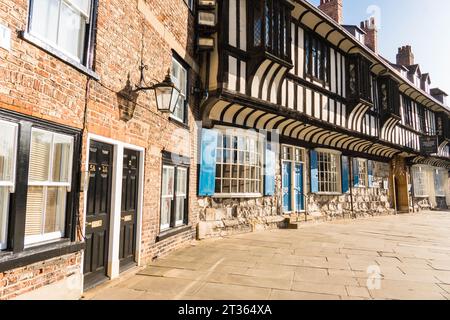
[86,211,450,300]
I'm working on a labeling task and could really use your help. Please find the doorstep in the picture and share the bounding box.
[80,265,144,300]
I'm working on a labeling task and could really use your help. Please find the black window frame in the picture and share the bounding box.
[304,31,330,85]
[21,0,99,78]
[417,104,427,133]
[348,54,372,103]
[403,95,413,127]
[158,151,190,237]
[183,0,195,13]
[0,109,82,271]
[378,76,400,117]
[170,52,191,127]
[249,0,292,62]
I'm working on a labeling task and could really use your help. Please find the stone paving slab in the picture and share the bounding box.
[86,211,450,300]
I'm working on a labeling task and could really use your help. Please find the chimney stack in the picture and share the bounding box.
[318,0,343,24]
[360,17,378,53]
[396,46,415,66]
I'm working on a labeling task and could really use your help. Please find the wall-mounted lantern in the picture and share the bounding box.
[117,64,181,121]
[134,64,181,114]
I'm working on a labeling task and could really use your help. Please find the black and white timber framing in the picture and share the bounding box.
[200,0,450,166]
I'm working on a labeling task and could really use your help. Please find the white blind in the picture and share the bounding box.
[28,131,51,182]
[25,187,44,236]
[25,129,73,244]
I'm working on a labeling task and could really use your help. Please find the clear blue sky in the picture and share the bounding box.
[310,0,450,94]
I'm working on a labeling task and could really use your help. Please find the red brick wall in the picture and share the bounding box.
[0,0,87,127]
[0,253,81,300]
[0,0,200,299]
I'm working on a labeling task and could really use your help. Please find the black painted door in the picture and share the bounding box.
[119,149,139,269]
[84,141,113,290]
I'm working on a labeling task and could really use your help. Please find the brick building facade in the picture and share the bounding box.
[0,0,200,299]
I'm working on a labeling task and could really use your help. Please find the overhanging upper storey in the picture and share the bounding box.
[290,0,450,116]
[346,54,374,131]
[246,0,294,104]
[248,0,294,65]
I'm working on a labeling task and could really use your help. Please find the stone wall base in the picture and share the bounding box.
[197,216,287,240]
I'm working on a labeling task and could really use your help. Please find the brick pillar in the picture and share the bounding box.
[396,45,415,66]
[360,17,378,53]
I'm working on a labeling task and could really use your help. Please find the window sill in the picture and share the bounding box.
[0,240,85,273]
[19,31,100,81]
[313,192,343,196]
[156,225,192,243]
[169,116,189,130]
[212,193,264,199]
[305,74,329,87]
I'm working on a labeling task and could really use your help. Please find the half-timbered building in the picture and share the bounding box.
[195,0,450,237]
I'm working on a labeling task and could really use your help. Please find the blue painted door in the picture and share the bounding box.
[294,163,305,211]
[282,162,292,212]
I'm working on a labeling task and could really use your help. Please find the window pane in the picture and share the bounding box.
[161,166,175,229]
[162,166,175,196]
[30,0,59,45]
[25,187,45,236]
[171,58,187,122]
[0,121,17,182]
[175,196,185,224]
[160,198,171,229]
[176,168,187,194]
[70,0,91,16]
[29,130,52,182]
[44,187,67,234]
[26,130,74,245]
[0,187,9,249]
[58,1,86,60]
[52,135,73,182]
[214,131,262,195]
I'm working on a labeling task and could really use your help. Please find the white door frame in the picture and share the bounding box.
[281,145,306,213]
[81,134,145,286]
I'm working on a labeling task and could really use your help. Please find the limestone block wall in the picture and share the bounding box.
[196,159,394,238]
[197,196,285,239]
[307,187,393,220]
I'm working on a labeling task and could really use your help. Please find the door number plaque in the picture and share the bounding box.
[88,220,103,228]
[122,215,133,222]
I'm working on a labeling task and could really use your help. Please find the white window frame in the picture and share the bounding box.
[0,120,18,250]
[316,148,342,195]
[175,167,188,227]
[213,127,264,198]
[170,57,188,124]
[357,158,368,188]
[160,164,188,230]
[434,168,447,197]
[28,0,92,63]
[160,165,175,231]
[412,166,428,197]
[24,128,74,247]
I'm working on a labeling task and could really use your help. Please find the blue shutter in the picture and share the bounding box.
[198,129,218,196]
[353,158,359,187]
[310,150,319,193]
[341,155,350,193]
[368,160,374,188]
[264,144,276,196]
